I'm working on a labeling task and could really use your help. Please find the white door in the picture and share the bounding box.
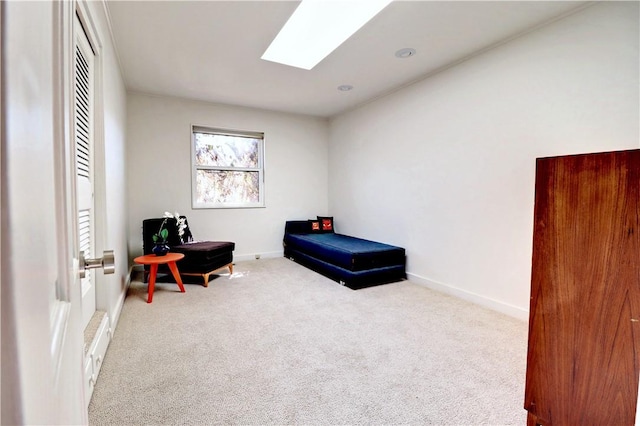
[75,12,97,331]
[2,1,87,423]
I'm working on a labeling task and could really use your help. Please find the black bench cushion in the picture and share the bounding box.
[172,241,235,274]
[172,241,235,260]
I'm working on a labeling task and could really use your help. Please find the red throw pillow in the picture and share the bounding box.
[317,216,334,233]
[308,220,321,233]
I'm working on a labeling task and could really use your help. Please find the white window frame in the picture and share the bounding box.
[191,125,265,209]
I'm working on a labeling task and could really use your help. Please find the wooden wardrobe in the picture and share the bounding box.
[524,149,640,425]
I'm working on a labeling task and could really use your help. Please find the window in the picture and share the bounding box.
[191,126,265,208]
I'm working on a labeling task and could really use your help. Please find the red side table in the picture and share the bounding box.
[134,253,186,303]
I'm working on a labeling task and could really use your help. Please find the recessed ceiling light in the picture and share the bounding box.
[337,85,354,92]
[395,48,416,59]
[262,0,394,70]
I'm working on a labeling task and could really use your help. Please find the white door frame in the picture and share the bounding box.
[76,0,108,321]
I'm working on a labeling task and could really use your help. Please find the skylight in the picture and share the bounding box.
[261,0,393,70]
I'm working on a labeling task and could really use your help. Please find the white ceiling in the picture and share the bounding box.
[106,1,592,118]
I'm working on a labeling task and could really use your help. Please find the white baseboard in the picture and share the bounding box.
[123,253,528,321]
[406,272,529,321]
[234,251,284,262]
[109,266,133,333]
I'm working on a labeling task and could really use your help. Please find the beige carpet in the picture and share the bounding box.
[88,257,528,425]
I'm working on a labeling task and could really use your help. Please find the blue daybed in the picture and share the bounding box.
[283,219,406,289]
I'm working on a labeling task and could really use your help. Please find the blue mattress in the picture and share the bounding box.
[283,220,406,289]
[287,248,405,289]
[285,233,405,272]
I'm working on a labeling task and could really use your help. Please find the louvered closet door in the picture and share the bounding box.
[75,13,96,330]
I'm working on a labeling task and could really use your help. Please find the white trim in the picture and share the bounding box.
[228,257,528,321]
[48,300,71,384]
[51,0,79,394]
[406,272,529,321]
[76,1,102,52]
[234,251,284,262]
[108,266,132,334]
[99,0,127,83]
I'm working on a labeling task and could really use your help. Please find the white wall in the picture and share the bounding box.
[86,1,129,329]
[328,2,639,320]
[126,93,329,261]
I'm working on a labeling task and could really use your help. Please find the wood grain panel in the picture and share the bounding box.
[524,149,640,425]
